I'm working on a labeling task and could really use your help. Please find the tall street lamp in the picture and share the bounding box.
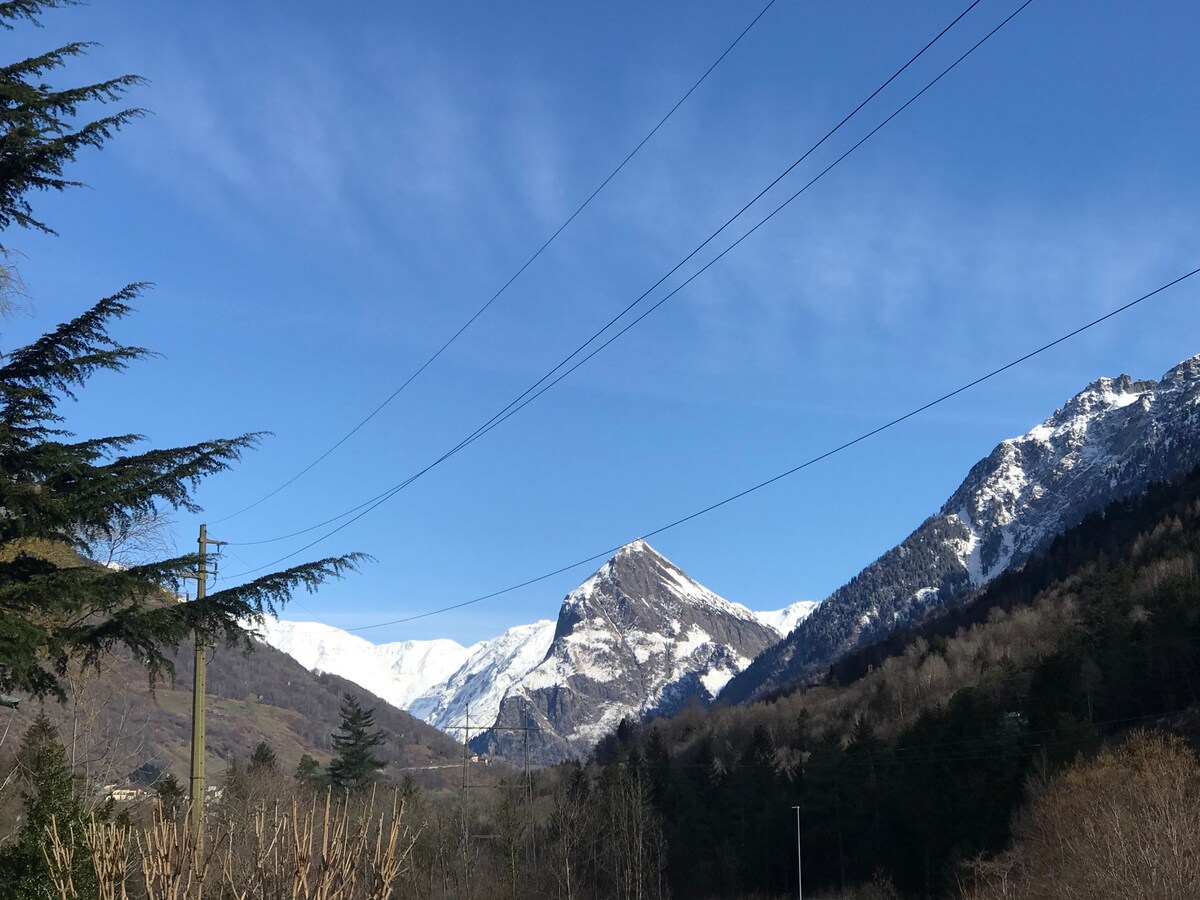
[792,804,803,900]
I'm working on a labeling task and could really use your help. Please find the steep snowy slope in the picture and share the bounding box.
[475,540,779,762]
[254,619,476,712]
[756,600,819,635]
[723,356,1200,702]
[406,619,556,732]
[260,543,804,760]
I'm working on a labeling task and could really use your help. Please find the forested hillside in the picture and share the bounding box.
[581,468,1200,897]
[0,631,464,807]
[7,470,1200,900]
[725,364,1200,703]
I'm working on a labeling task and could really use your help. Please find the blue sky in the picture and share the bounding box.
[6,0,1200,644]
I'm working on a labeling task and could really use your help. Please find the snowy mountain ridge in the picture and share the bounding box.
[722,355,1200,702]
[756,600,820,635]
[254,619,477,712]
[407,619,557,733]
[260,542,813,761]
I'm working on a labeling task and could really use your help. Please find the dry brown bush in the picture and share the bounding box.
[963,730,1200,900]
[44,790,415,900]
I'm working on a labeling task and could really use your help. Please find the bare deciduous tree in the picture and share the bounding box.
[76,509,177,571]
[965,731,1200,900]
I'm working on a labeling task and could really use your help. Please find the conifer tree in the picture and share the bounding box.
[0,714,95,898]
[152,772,186,817]
[248,740,278,773]
[295,753,322,784]
[0,0,364,700]
[1,0,145,240]
[327,693,387,791]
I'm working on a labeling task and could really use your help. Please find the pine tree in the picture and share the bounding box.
[327,693,387,791]
[0,287,365,700]
[219,757,249,808]
[295,753,323,783]
[0,714,95,898]
[152,772,186,817]
[248,740,278,773]
[1,0,145,240]
[0,1,364,700]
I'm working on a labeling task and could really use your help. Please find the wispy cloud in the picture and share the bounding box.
[121,23,581,259]
[613,177,1200,377]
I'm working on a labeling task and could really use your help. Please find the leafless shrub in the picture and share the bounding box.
[964,730,1200,900]
[88,817,132,900]
[40,790,413,900]
[42,815,79,900]
[136,803,209,900]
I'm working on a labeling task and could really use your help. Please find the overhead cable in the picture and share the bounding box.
[312,262,1200,630]
[224,0,996,560]
[209,0,783,526]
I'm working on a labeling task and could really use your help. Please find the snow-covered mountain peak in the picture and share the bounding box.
[1161,353,1200,386]
[615,538,651,557]
[563,539,762,627]
[724,351,1200,702]
[942,364,1187,577]
[477,543,781,761]
[1037,373,1153,435]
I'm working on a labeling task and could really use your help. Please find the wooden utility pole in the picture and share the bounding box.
[187,524,224,850]
[463,705,470,797]
[461,705,471,887]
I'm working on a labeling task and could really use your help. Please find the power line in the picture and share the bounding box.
[209,0,782,527]
[280,262,1200,632]
[222,0,996,561]
[435,0,1036,458]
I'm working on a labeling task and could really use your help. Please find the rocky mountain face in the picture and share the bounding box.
[473,540,780,762]
[722,356,1200,703]
[261,541,805,764]
[407,619,557,734]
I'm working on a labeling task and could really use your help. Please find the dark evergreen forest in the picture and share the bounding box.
[6,469,1200,899]
[588,468,1200,897]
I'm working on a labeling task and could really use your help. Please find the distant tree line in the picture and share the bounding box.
[5,467,1200,896]
[586,466,1200,896]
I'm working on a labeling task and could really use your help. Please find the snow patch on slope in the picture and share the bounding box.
[408,620,555,731]
[949,508,985,585]
[755,600,819,636]
[255,619,474,711]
